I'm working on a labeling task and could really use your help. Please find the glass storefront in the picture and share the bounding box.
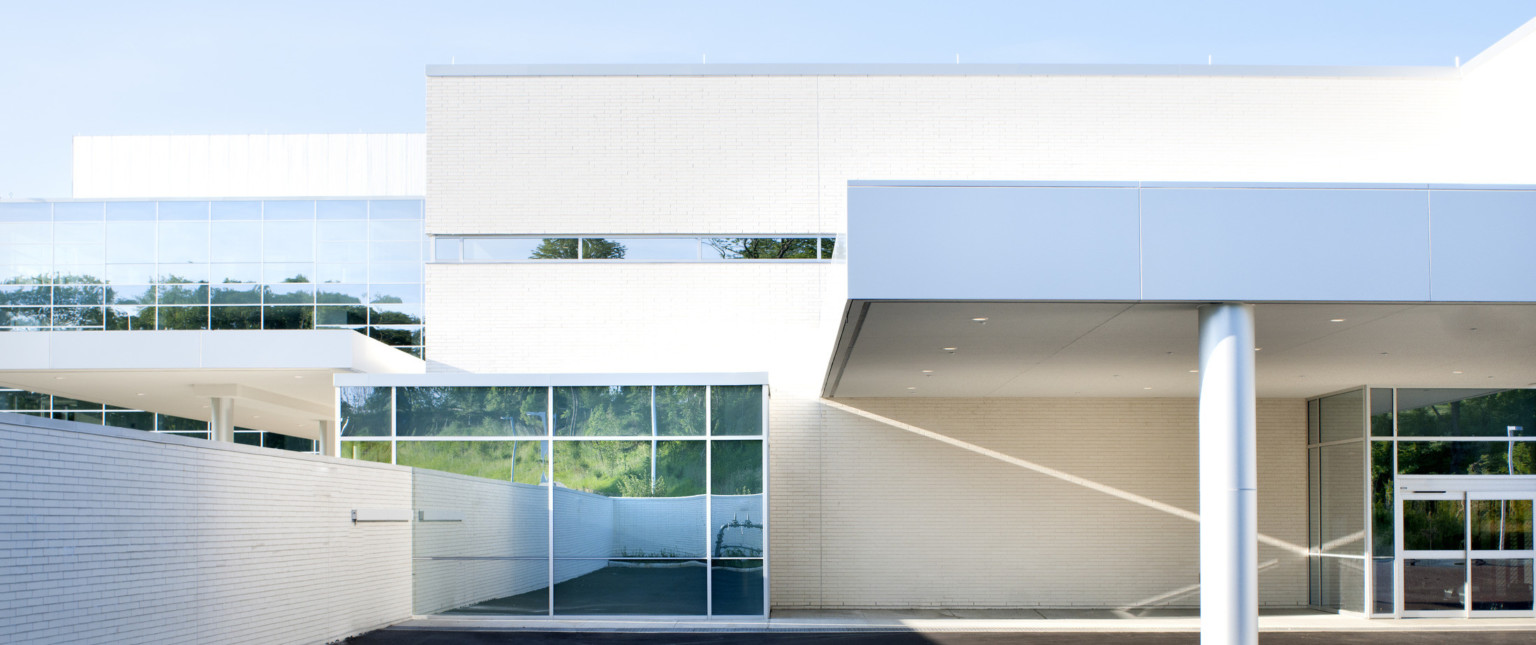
[1310,387,1536,617]
[340,382,768,617]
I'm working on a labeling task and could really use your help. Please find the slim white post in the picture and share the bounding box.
[1198,303,1258,645]
[210,397,235,443]
[317,420,335,457]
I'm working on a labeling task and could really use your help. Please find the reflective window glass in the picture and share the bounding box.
[552,559,706,615]
[315,263,369,283]
[0,286,50,306]
[339,387,392,437]
[53,284,104,306]
[655,386,704,436]
[157,264,208,284]
[1397,389,1536,437]
[54,245,103,265]
[209,306,260,330]
[433,238,460,262]
[264,282,313,304]
[101,410,156,431]
[367,326,423,346]
[425,559,550,616]
[371,241,421,262]
[369,200,422,219]
[156,283,208,305]
[370,284,422,305]
[369,304,422,325]
[0,202,52,221]
[712,560,764,615]
[261,306,311,329]
[316,200,366,220]
[609,238,699,260]
[1403,559,1466,610]
[318,219,368,241]
[56,265,103,284]
[1319,389,1364,443]
[317,284,367,304]
[104,202,154,221]
[263,221,314,262]
[105,222,156,263]
[1472,500,1532,551]
[318,241,368,263]
[2,221,51,244]
[555,386,652,436]
[316,305,367,325]
[1371,441,1394,557]
[369,262,421,283]
[1472,560,1535,611]
[156,306,209,330]
[396,386,548,437]
[210,221,262,263]
[55,221,105,244]
[711,386,763,436]
[262,201,314,220]
[820,237,837,259]
[1404,500,1466,551]
[465,238,572,261]
[55,202,105,220]
[157,415,207,432]
[51,307,104,328]
[1371,388,1394,437]
[210,201,262,220]
[104,305,154,330]
[104,264,156,284]
[1399,441,1510,475]
[370,220,421,241]
[397,440,539,479]
[263,263,313,283]
[158,222,210,264]
[0,245,51,265]
[0,307,49,327]
[704,237,817,260]
[341,441,392,463]
[210,263,261,284]
[158,201,209,220]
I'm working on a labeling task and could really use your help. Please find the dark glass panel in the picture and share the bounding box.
[162,431,209,440]
[1371,388,1394,437]
[1472,559,1534,611]
[262,306,312,330]
[1404,500,1466,551]
[1319,389,1364,443]
[341,441,392,464]
[1308,399,1320,445]
[1472,500,1532,551]
[339,386,391,437]
[211,284,261,305]
[366,325,422,346]
[425,559,550,616]
[395,386,547,437]
[1403,559,1465,611]
[552,559,706,615]
[1373,557,1394,615]
[1371,441,1394,556]
[712,440,762,496]
[262,433,316,453]
[316,305,368,326]
[102,411,155,431]
[1397,389,1536,437]
[711,385,763,436]
[1399,441,1510,475]
[157,415,208,432]
[210,201,262,220]
[555,386,651,436]
[209,306,260,330]
[655,386,704,436]
[712,560,764,615]
[52,410,103,424]
[1516,442,1535,475]
[233,432,261,447]
[104,305,155,330]
[704,237,818,259]
[0,389,50,410]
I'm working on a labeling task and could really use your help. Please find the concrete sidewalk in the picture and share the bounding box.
[384,608,1536,634]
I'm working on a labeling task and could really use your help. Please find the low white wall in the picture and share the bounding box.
[410,470,549,615]
[612,495,706,557]
[0,412,413,645]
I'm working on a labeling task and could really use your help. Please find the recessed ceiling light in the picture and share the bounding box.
[942,347,958,352]
[921,370,934,375]
[1255,348,1262,352]
[971,317,989,323]
[54,376,66,380]
[1330,318,1346,323]
[906,386,917,391]
[1188,369,1199,373]
[136,393,145,396]
[293,375,303,379]
[1143,386,1153,390]
[1452,370,1464,375]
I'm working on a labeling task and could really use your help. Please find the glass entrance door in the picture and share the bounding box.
[1398,486,1535,617]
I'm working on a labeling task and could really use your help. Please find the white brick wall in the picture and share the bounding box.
[411,470,548,614]
[768,395,1307,609]
[0,413,412,644]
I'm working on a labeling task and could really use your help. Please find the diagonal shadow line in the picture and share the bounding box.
[819,398,1310,557]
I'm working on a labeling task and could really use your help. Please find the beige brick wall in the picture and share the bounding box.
[768,395,1308,609]
[0,414,413,645]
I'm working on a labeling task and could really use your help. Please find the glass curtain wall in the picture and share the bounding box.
[0,387,316,451]
[1312,387,1536,617]
[339,383,767,617]
[0,199,426,358]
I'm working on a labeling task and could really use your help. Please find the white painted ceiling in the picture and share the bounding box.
[829,302,1536,399]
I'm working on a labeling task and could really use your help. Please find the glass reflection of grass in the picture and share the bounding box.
[396,440,546,483]
[555,441,703,497]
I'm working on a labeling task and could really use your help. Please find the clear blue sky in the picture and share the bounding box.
[3,0,1534,198]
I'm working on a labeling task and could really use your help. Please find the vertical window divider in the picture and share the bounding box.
[705,386,713,618]
[389,387,398,465]
[546,385,555,617]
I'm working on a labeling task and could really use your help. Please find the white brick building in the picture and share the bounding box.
[4,15,1536,645]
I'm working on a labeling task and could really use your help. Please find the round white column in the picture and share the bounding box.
[1198,303,1258,645]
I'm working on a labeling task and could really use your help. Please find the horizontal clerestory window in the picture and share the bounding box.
[432,236,837,263]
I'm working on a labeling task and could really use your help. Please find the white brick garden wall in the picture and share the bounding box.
[0,412,413,645]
